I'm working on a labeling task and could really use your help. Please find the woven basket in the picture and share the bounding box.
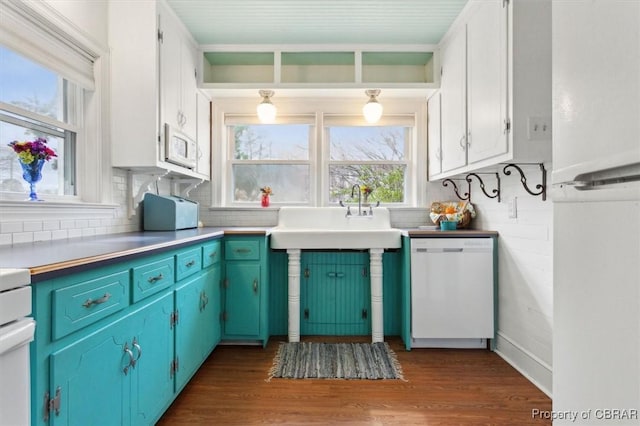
[429,201,475,229]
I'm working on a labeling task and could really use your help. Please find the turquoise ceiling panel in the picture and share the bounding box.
[167,0,468,45]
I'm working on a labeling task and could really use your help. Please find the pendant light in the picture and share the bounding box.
[362,89,383,123]
[257,90,277,123]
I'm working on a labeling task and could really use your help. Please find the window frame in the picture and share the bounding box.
[0,1,109,206]
[224,115,317,206]
[212,97,427,208]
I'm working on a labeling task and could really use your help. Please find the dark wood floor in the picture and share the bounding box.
[157,336,551,425]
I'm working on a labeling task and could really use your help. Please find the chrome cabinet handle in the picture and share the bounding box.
[209,250,217,258]
[147,273,164,284]
[132,338,142,366]
[82,293,111,308]
[185,260,196,267]
[253,279,258,294]
[123,343,134,375]
[234,248,251,254]
[459,135,466,150]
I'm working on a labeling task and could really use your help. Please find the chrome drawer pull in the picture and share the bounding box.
[147,273,164,284]
[185,260,196,267]
[82,292,111,308]
[209,251,218,258]
[234,248,251,254]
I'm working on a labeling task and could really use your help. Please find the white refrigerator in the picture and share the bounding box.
[551,1,640,424]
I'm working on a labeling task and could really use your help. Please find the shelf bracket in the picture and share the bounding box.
[171,178,204,199]
[465,172,501,202]
[127,170,170,218]
[442,178,470,201]
[502,163,547,201]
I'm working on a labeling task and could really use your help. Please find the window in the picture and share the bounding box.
[0,46,80,199]
[221,110,416,207]
[226,119,314,205]
[326,125,410,204]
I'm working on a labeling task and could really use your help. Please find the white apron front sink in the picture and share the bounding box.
[270,207,401,343]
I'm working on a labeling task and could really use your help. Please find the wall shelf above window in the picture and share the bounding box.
[200,45,439,92]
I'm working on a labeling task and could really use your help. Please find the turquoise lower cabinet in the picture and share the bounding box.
[49,291,173,425]
[31,237,226,426]
[301,251,370,336]
[222,236,269,346]
[129,292,174,423]
[174,267,219,391]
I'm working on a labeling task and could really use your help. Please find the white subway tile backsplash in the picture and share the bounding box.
[23,221,43,232]
[0,234,11,245]
[42,220,60,231]
[75,219,89,228]
[1,222,23,233]
[60,220,76,229]
[12,232,34,244]
[51,229,68,240]
[67,228,83,239]
[33,231,52,242]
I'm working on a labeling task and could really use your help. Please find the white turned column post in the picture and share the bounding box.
[369,248,384,343]
[287,249,301,342]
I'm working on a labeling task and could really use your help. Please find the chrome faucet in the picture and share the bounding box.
[351,184,363,216]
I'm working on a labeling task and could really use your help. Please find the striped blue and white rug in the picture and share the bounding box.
[268,342,404,380]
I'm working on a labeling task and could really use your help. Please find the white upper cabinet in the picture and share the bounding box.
[109,0,209,180]
[196,91,211,179]
[439,27,467,173]
[432,0,551,179]
[427,92,442,178]
[466,0,508,165]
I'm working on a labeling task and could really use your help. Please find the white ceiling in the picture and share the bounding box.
[166,0,468,46]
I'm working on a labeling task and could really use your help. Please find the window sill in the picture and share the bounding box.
[0,199,121,221]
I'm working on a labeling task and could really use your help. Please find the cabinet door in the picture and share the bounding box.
[196,91,211,178]
[207,265,222,347]
[466,0,508,164]
[180,41,198,141]
[224,263,261,336]
[50,319,129,426]
[440,27,468,172]
[129,292,174,424]
[427,92,442,178]
[159,5,182,134]
[175,274,206,390]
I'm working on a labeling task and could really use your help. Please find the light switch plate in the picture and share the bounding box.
[528,116,552,140]
[508,197,517,219]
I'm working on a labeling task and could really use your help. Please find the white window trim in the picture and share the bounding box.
[0,0,113,211]
[210,97,428,208]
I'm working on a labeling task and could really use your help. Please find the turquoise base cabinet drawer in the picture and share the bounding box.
[202,240,221,268]
[176,248,202,281]
[52,270,130,340]
[132,256,175,302]
[225,240,260,260]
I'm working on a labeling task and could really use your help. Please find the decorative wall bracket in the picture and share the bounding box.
[443,173,501,203]
[171,178,204,199]
[127,170,170,218]
[502,163,547,201]
[442,178,470,201]
[465,173,501,202]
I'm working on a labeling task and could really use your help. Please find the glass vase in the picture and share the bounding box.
[20,159,45,201]
[261,194,270,207]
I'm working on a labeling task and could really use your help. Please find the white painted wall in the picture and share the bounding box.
[428,168,554,396]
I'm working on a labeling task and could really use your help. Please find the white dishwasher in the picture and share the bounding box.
[410,238,494,348]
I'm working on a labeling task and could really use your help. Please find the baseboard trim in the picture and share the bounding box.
[494,332,552,398]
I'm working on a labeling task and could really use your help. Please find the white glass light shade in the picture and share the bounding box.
[362,89,383,123]
[257,90,277,123]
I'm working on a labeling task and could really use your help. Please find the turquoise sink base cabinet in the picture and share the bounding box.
[31,238,223,426]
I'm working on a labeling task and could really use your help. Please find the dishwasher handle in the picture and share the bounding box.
[415,248,464,253]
